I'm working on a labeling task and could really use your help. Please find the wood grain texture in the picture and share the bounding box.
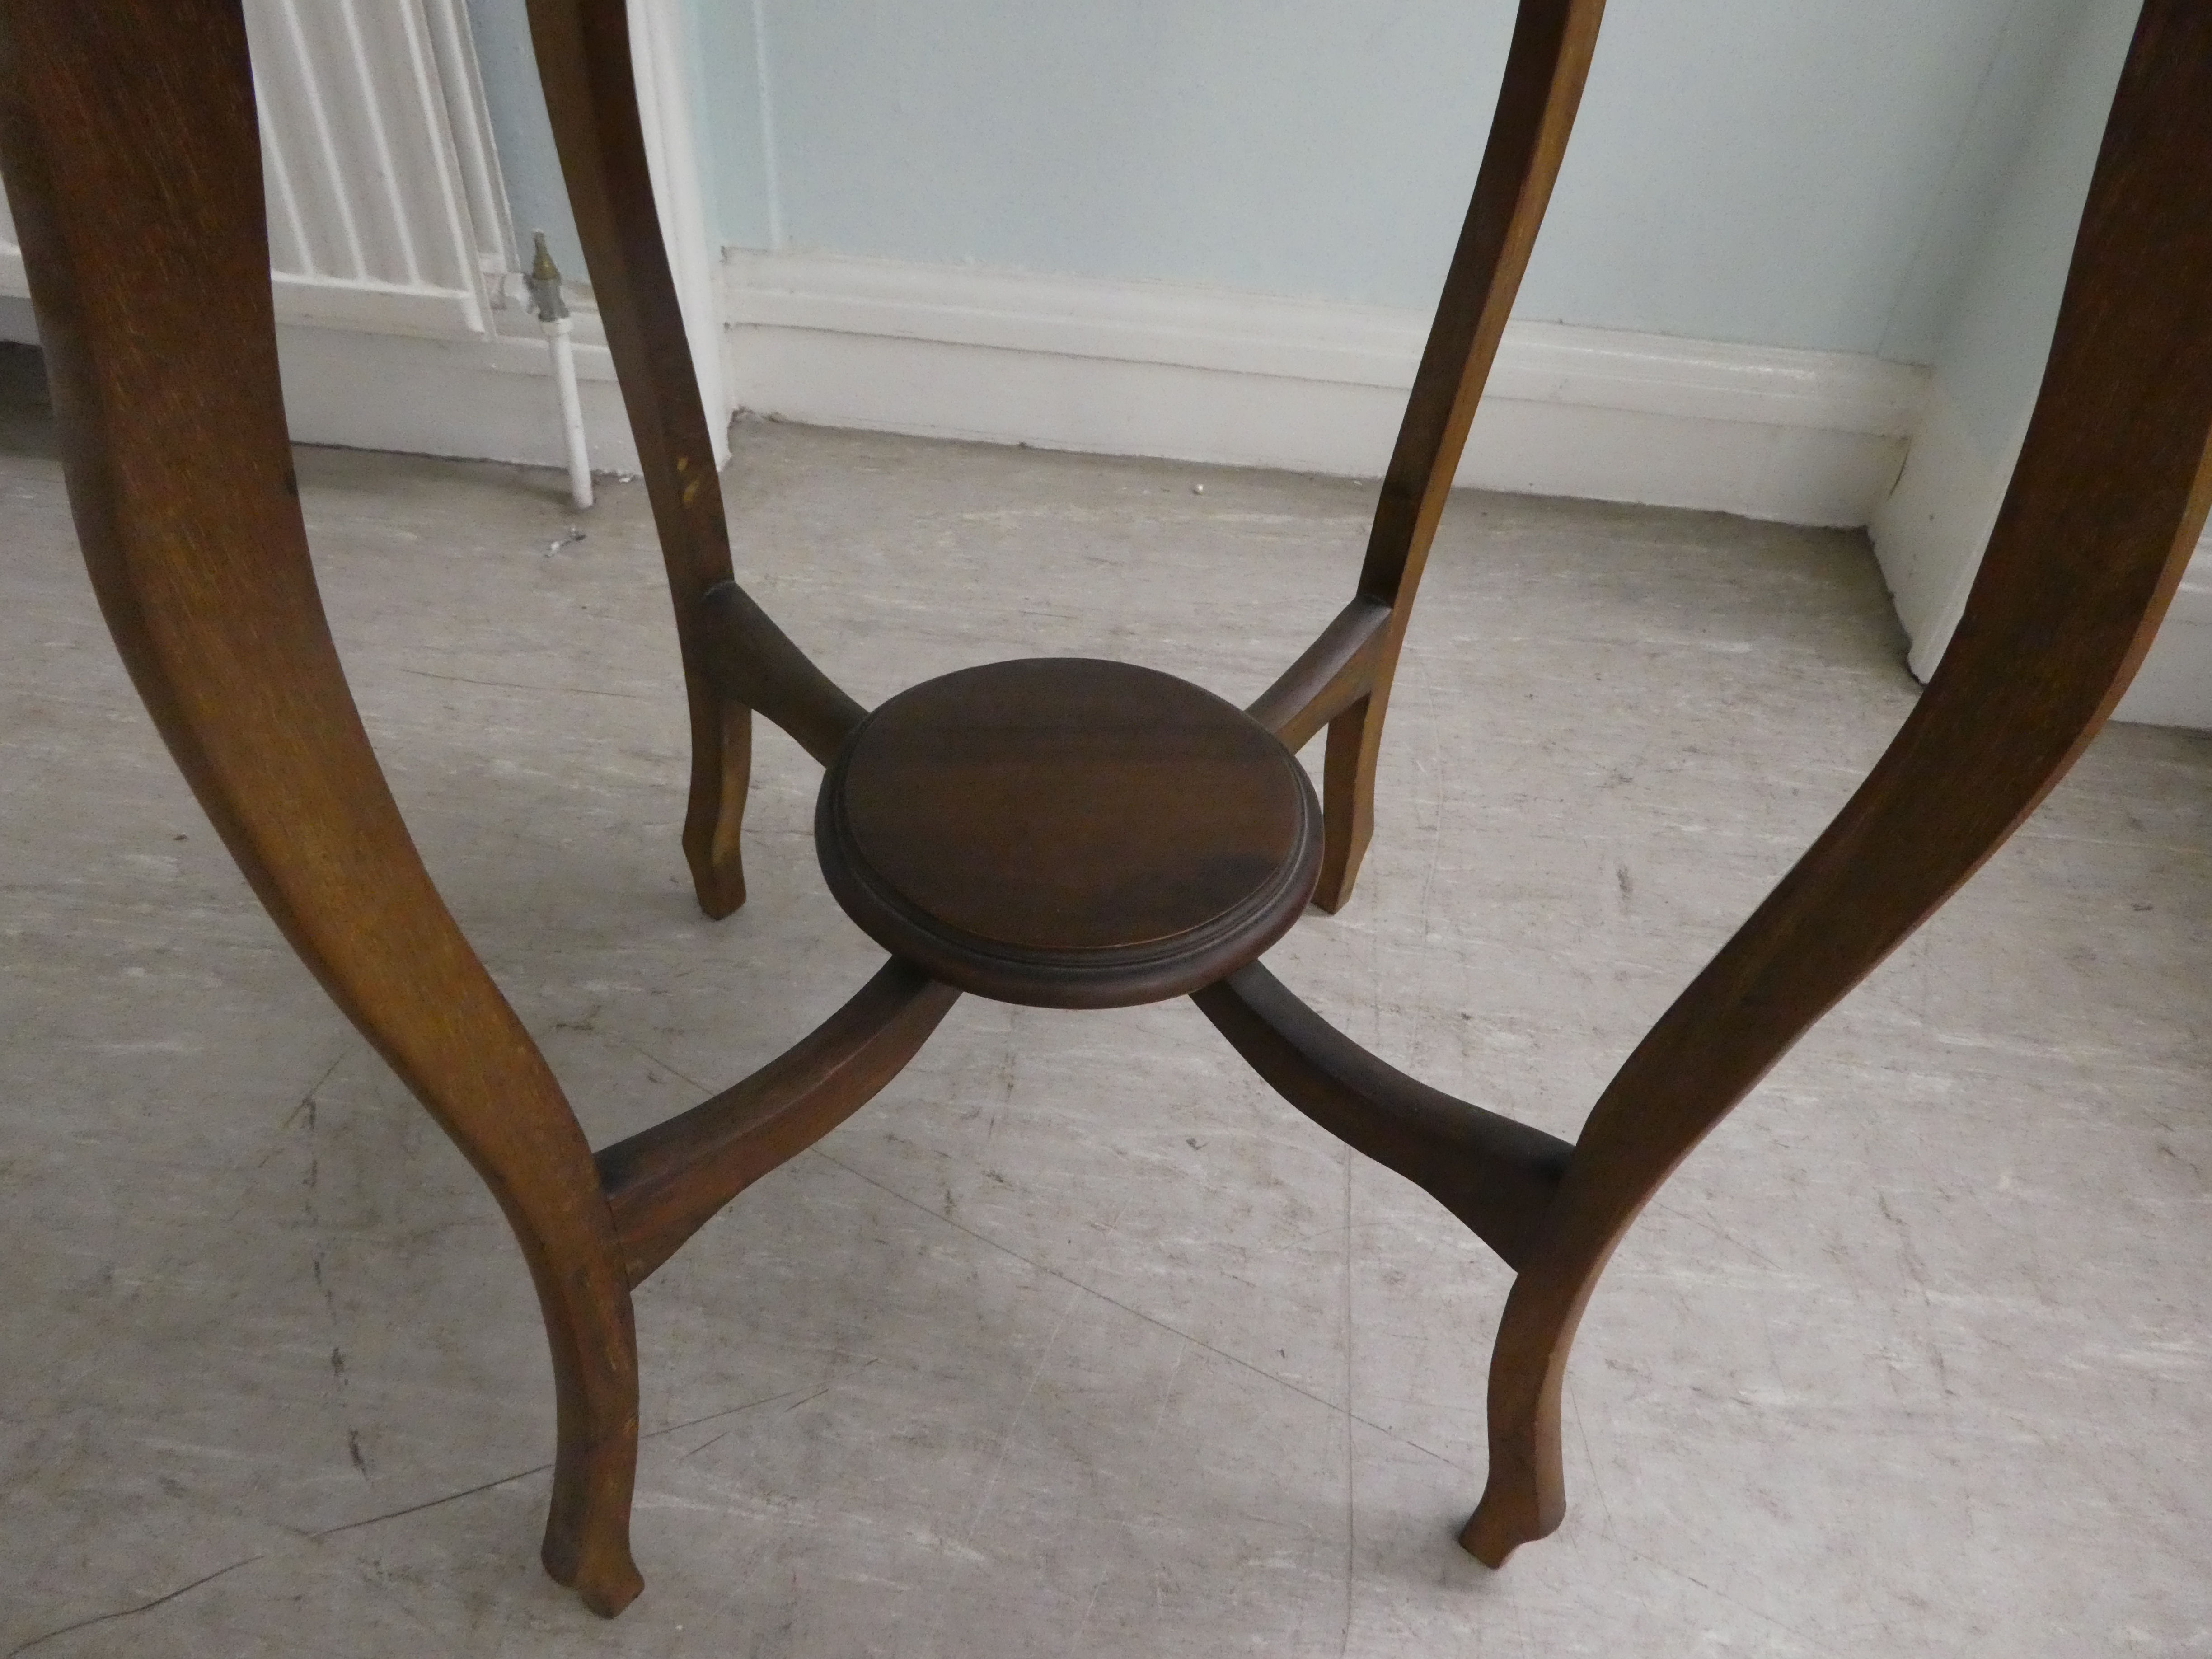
[1462,0,2212,1566]
[0,0,645,1615]
[1314,0,1607,911]
[597,960,959,1284]
[1246,596,1391,754]
[15,0,2195,1619]
[818,660,1322,1008]
[698,579,869,764]
[1194,965,1573,1267]
[524,0,750,919]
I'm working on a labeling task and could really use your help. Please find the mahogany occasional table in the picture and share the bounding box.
[1,0,2207,1619]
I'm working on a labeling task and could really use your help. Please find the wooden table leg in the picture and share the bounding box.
[1247,0,1608,911]
[0,0,645,1614]
[11,0,2206,1617]
[1463,0,2212,1563]
[526,0,755,919]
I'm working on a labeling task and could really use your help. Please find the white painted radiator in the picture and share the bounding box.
[0,0,509,341]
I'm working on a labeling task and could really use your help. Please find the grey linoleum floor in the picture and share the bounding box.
[4,384,2210,1654]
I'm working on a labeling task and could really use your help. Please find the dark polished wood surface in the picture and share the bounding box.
[1458,5,2212,1566]
[5,0,2206,1622]
[595,958,961,1284]
[820,659,1320,1007]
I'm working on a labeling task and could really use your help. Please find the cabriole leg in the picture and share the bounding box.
[1467,0,2212,1563]
[0,0,645,1613]
[526,0,751,919]
[1311,0,1609,911]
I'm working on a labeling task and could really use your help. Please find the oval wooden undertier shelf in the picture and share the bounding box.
[816,658,1322,1008]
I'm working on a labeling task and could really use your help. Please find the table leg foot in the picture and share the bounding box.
[1461,1320,1568,1568]
[544,1508,644,1618]
[1313,695,1378,912]
[537,1279,646,1616]
[682,697,751,919]
[1459,1464,1564,1569]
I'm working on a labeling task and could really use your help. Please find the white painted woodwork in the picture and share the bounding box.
[721,250,1929,530]
[0,0,741,477]
[1872,376,2212,727]
[0,0,490,338]
[423,0,520,284]
[629,0,731,467]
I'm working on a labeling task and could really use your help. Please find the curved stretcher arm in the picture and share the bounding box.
[698,580,871,765]
[597,960,959,1284]
[1195,964,1573,1267]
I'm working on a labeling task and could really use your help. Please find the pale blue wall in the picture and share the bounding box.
[1931,0,2138,453]
[463,0,584,274]
[470,0,2102,365]
[701,0,2095,360]
[691,2,777,252]
[1526,0,2088,358]
[1866,0,2139,680]
[462,0,766,281]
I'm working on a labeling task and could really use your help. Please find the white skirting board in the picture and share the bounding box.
[1870,377,2212,727]
[270,313,643,476]
[4,254,1930,524]
[0,295,643,475]
[1868,379,2029,681]
[719,250,1930,530]
[15,236,2207,726]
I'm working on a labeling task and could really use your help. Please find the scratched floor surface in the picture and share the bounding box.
[3,382,2209,1655]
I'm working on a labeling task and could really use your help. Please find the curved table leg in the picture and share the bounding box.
[1289,0,1607,911]
[1465,0,2212,1563]
[525,0,751,918]
[0,1,645,1614]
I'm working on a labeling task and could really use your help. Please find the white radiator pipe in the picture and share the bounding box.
[527,231,593,511]
[544,315,593,511]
